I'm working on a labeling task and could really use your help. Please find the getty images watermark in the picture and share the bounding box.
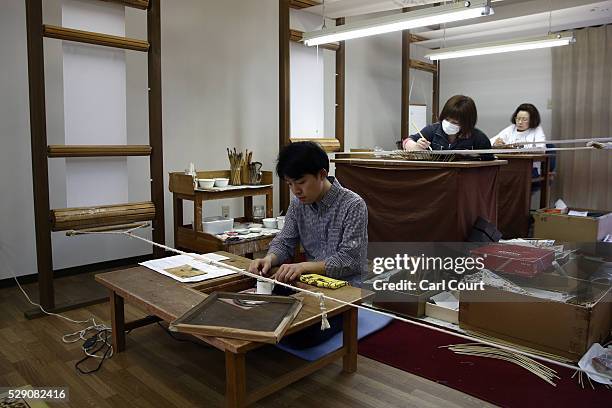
[370,253,486,291]
[363,243,490,296]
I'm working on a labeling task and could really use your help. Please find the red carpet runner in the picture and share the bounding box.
[358,321,610,407]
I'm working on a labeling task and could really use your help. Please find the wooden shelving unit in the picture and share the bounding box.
[169,170,275,257]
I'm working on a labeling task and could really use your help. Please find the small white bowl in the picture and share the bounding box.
[234,228,250,235]
[262,218,277,229]
[248,227,262,233]
[277,218,285,230]
[197,178,215,189]
[214,178,229,187]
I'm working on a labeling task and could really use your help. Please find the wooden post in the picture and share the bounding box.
[148,0,166,257]
[432,60,440,123]
[279,0,291,212]
[401,20,411,142]
[335,17,345,151]
[25,0,54,310]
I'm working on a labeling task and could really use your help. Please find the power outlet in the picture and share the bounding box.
[221,205,230,218]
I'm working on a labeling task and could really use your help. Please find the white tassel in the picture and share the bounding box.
[318,294,331,330]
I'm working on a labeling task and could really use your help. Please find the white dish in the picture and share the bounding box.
[248,223,263,228]
[214,178,229,187]
[197,178,215,189]
[262,218,277,229]
[234,228,250,234]
[248,228,262,233]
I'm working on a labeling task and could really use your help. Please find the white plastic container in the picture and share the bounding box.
[202,216,234,235]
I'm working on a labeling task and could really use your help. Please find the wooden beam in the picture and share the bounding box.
[409,59,437,74]
[25,0,54,310]
[335,17,345,151]
[289,29,339,51]
[279,0,291,212]
[409,33,428,43]
[290,138,341,153]
[43,25,149,52]
[48,145,152,157]
[97,0,149,9]
[148,0,165,258]
[401,27,411,142]
[289,0,319,9]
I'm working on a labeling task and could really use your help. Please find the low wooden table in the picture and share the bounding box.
[95,252,368,407]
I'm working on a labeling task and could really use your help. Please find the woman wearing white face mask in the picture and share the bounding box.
[403,95,493,160]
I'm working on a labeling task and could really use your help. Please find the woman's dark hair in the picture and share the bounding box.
[276,141,329,180]
[511,103,541,128]
[439,95,478,139]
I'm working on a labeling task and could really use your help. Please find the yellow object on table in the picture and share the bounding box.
[300,274,348,289]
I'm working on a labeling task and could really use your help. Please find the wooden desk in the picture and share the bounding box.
[169,171,275,257]
[95,252,367,408]
[332,157,507,242]
[495,154,552,238]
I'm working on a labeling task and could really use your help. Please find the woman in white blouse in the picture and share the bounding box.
[491,103,545,147]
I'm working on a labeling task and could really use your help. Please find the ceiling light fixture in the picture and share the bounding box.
[302,0,494,47]
[425,32,575,60]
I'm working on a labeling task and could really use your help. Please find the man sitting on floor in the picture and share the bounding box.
[248,141,368,287]
[248,141,368,348]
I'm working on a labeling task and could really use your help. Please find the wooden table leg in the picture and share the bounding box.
[225,350,247,408]
[110,291,126,352]
[173,195,183,240]
[342,307,358,373]
[540,157,550,209]
[194,195,203,232]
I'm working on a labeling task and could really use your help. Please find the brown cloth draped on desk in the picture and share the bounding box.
[497,159,532,239]
[335,164,499,242]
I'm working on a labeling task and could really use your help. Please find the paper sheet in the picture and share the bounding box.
[431,291,459,310]
[568,210,588,217]
[139,253,235,283]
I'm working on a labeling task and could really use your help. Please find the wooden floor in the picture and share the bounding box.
[0,276,497,408]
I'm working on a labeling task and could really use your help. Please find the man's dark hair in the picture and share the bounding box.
[439,95,478,139]
[511,103,541,128]
[276,141,329,180]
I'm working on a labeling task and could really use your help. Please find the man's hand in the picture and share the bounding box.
[275,262,307,283]
[248,255,274,276]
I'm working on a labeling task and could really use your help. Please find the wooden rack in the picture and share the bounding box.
[24,0,165,317]
[170,171,275,258]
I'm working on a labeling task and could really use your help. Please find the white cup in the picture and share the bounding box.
[276,216,285,230]
[256,279,274,295]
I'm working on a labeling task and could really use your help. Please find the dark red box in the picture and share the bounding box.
[470,244,555,278]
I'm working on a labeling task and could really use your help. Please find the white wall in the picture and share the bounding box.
[439,48,553,139]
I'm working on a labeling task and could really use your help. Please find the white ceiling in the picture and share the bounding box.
[302,0,612,48]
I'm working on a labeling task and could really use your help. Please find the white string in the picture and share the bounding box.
[68,227,612,381]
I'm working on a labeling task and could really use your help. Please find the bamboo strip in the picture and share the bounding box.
[43,25,149,52]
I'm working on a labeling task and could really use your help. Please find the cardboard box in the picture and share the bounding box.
[459,274,612,361]
[533,209,612,242]
[470,244,555,278]
[425,302,459,324]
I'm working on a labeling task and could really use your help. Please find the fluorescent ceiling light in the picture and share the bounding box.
[425,33,575,60]
[303,1,493,47]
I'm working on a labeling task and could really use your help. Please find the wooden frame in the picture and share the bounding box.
[170,292,303,344]
[281,1,345,211]
[24,0,165,315]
